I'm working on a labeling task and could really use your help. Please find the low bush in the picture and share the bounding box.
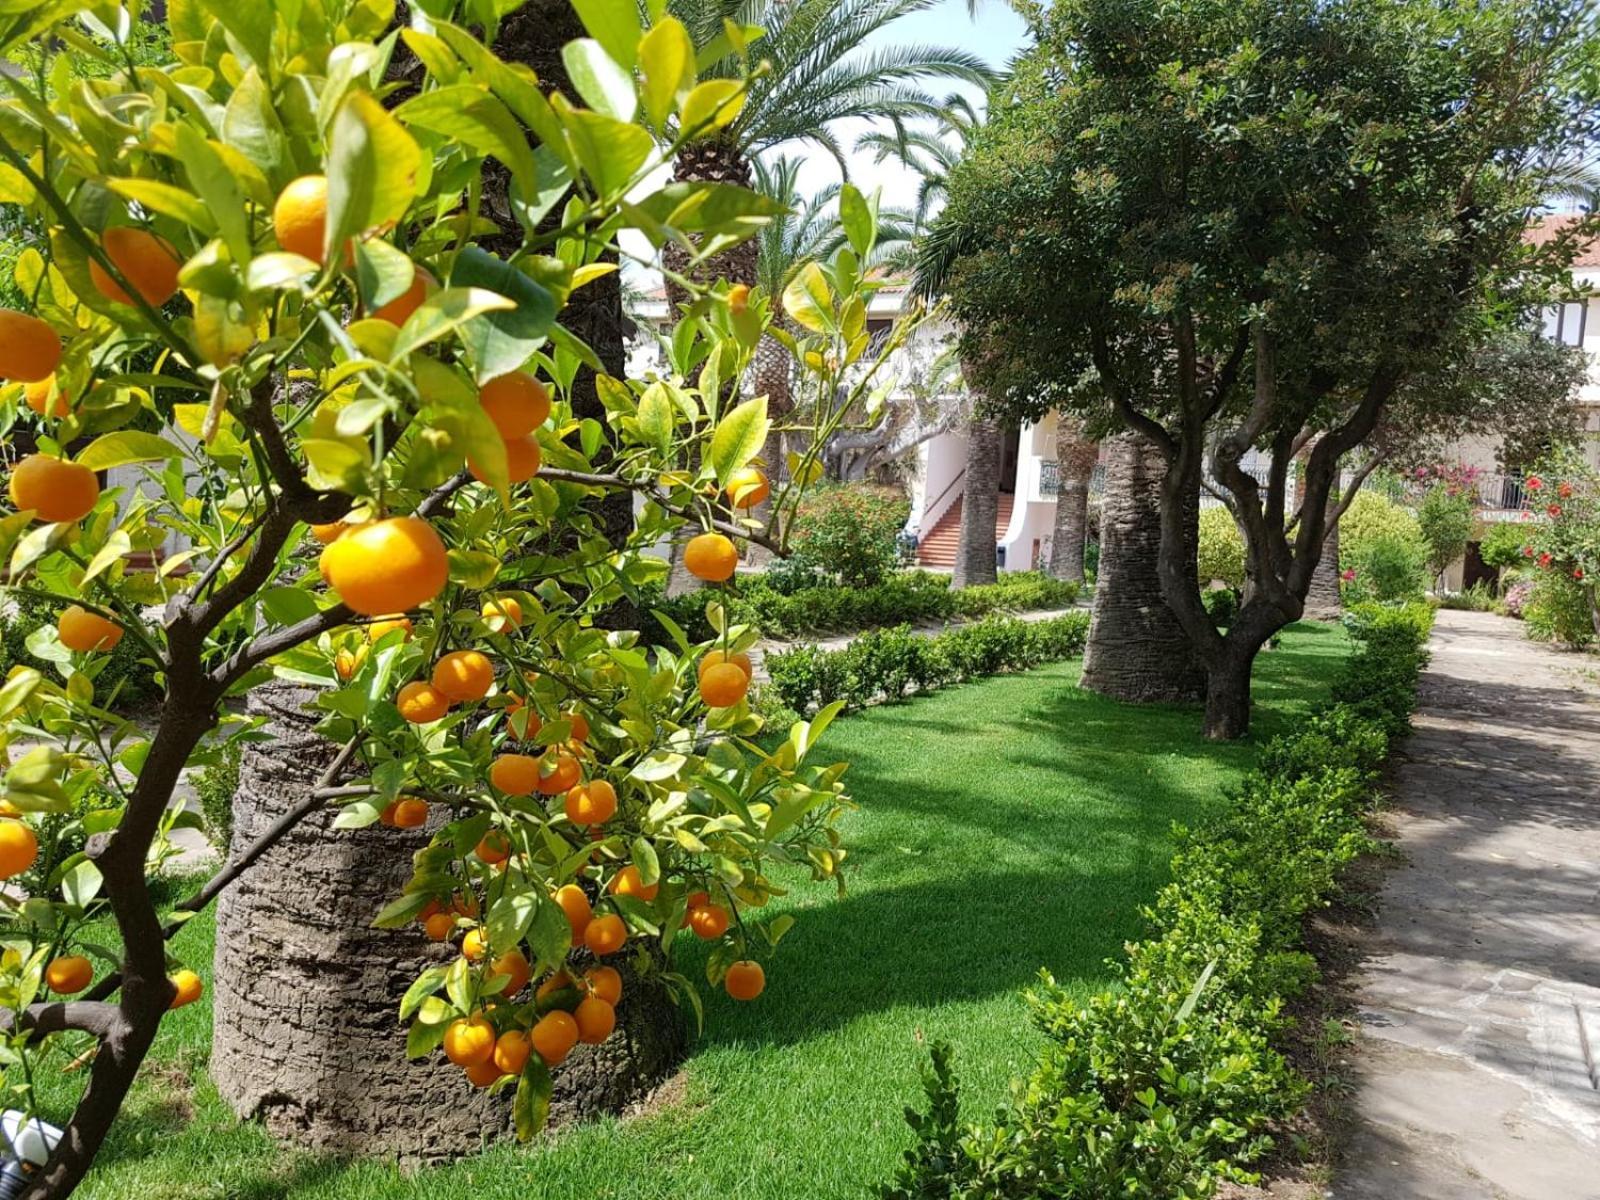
[1197,506,1246,588]
[952,571,1080,618]
[1342,532,1428,603]
[1204,587,1241,627]
[1436,582,1498,611]
[1477,521,1530,574]
[1523,569,1596,648]
[1500,577,1533,618]
[764,611,1091,714]
[788,484,910,587]
[880,603,1434,1200]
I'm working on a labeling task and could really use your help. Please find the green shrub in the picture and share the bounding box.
[1203,587,1240,627]
[1339,491,1425,573]
[1437,582,1498,611]
[1477,521,1530,572]
[1523,569,1596,648]
[789,484,910,587]
[1343,532,1428,603]
[953,571,1080,617]
[194,739,244,848]
[1197,506,1246,588]
[1416,484,1476,581]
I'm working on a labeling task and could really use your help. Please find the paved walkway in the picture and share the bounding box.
[1337,610,1600,1199]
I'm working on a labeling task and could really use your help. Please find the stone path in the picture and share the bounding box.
[1336,610,1600,1200]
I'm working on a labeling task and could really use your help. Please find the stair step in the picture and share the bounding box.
[916,491,1016,567]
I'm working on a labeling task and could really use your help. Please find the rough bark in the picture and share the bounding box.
[1049,416,1098,583]
[1303,519,1343,619]
[212,683,686,1161]
[1081,433,1206,703]
[953,416,1002,588]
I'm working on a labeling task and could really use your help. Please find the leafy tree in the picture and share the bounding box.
[0,4,935,1194]
[1416,484,1477,586]
[930,0,1600,735]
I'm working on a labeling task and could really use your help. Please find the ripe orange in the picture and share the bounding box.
[432,649,493,703]
[490,949,531,996]
[310,520,347,544]
[0,820,38,879]
[462,928,489,962]
[370,265,434,326]
[492,1029,532,1076]
[9,454,100,524]
[583,912,626,956]
[489,753,540,797]
[463,1055,505,1088]
[368,615,413,642]
[699,661,750,708]
[475,830,511,865]
[574,996,616,1045]
[688,904,730,940]
[607,865,658,903]
[585,964,622,1006]
[391,797,429,829]
[45,955,93,994]
[479,372,551,439]
[531,1010,579,1066]
[323,516,448,616]
[0,310,62,382]
[562,711,589,744]
[396,681,449,724]
[699,649,753,682]
[443,1014,495,1067]
[423,911,455,942]
[536,970,573,1001]
[725,467,770,509]
[481,596,522,630]
[168,969,204,1009]
[686,890,711,909]
[89,227,181,308]
[273,175,331,263]
[469,435,541,485]
[58,606,123,653]
[535,750,581,796]
[24,376,69,418]
[684,532,737,582]
[563,779,617,826]
[554,884,592,940]
[724,960,765,1001]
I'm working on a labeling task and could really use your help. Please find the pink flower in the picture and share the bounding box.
[1522,545,1535,557]
[1527,476,1544,491]
[1548,503,1563,517]
[1341,568,1357,582]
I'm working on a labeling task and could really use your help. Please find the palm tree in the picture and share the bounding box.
[856,92,982,225]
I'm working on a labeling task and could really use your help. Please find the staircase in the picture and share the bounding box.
[916,493,1015,569]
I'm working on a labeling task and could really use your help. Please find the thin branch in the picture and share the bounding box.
[0,1000,124,1040]
[540,467,786,554]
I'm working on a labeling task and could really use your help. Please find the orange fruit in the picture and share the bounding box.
[489,753,540,797]
[452,892,480,919]
[397,681,449,724]
[699,649,753,682]
[423,911,455,941]
[368,615,413,642]
[562,711,589,744]
[370,265,434,326]
[492,1029,532,1076]
[0,310,62,382]
[432,649,493,703]
[490,949,531,997]
[379,800,400,827]
[443,1014,495,1067]
[555,884,592,940]
[481,596,522,630]
[574,996,616,1045]
[45,955,92,994]
[530,1010,579,1066]
[725,467,770,509]
[688,904,730,940]
[9,454,99,524]
[469,435,541,485]
[462,928,489,962]
[563,779,617,826]
[463,1056,505,1088]
[310,520,347,544]
[608,865,658,903]
[334,645,365,680]
[324,516,448,616]
[88,227,181,307]
[684,532,737,582]
[585,964,622,1006]
[686,890,711,909]
[536,970,573,1002]
[168,969,204,1009]
[391,797,429,829]
[58,606,123,653]
[475,830,511,865]
[699,662,750,708]
[0,821,38,879]
[273,175,331,263]
[583,912,626,956]
[535,750,581,796]
[479,371,551,439]
[724,960,765,1001]
[24,376,69,418]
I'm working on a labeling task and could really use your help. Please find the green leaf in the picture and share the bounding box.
[514,1057,554,1140]
[630,836,660,887]
[486,889,537,950]
[0,667,42,719]
[400,965,450,1021]
[390,286,517,363]
[560,106,654,198]
[222,65,290,183]
[839,184,874,259]
[198,0,272,70]
[174,125,253,267]
[629,751,686,783]
[407,1015,448,1059]
[326,91,422,262]
[570,0,641,69]
[354,238,416,311]
[446,247,558,382]
[106,179,214,234]
[636,381,674,456]
[82,529,131,586]
[562,39,638,122]
[638,17,693,132]
[245,252,319,292]
[783,262,835,334]
[709,396,769,484]
[679,79,744,139]
[525,893,572,970]
[75,431,183,471]
[60,859,103,909]
[397,84,538,197]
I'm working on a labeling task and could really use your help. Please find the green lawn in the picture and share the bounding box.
[69,623,1350,1200]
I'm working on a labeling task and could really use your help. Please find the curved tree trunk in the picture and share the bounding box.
[1081,432,1206,703]
[1295,437,1343,621]
[953,416,1002,588]
[1049,416,1097,583]
[212,684,686,1161]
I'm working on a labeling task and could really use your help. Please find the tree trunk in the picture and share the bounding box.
[1295,438,1343,621]
[954,416,1002,588]
[1081,432,1206,703]
[1049,416,1097,583]
[744,327,791,565]
[212,684,686,1161]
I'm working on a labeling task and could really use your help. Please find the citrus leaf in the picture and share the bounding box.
[75,431,182,470]
[709,395,769,484]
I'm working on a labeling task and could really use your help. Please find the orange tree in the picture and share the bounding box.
[0,3,927,1195]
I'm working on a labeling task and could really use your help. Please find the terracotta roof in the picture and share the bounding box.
[1526,213,1600,266]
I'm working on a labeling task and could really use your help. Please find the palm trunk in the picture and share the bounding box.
[1296,437,1342,621]
[745,328,791,564]
[953,415,1002,588]
[1081,432,1206,703]
[1050,416,1097,583]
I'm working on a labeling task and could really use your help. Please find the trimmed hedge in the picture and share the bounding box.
[880,602,1435,1200]
[765,611,1091,715]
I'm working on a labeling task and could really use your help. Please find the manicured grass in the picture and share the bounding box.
[70,624,1350,1200]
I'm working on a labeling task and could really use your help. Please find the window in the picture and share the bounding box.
[1547,299,1589,346]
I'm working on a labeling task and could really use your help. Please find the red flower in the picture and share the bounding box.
[1575,568,1587,581]
[1558,481,1574,499]
[1522,545,1535,557]
[1548,503,1563,517]
[1341,568,1356,582]
[1527,476,1544,491]
[1539,552,1554,569]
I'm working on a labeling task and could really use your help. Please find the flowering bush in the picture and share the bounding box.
[1507,452,1599,645]
[789,485,910,587]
